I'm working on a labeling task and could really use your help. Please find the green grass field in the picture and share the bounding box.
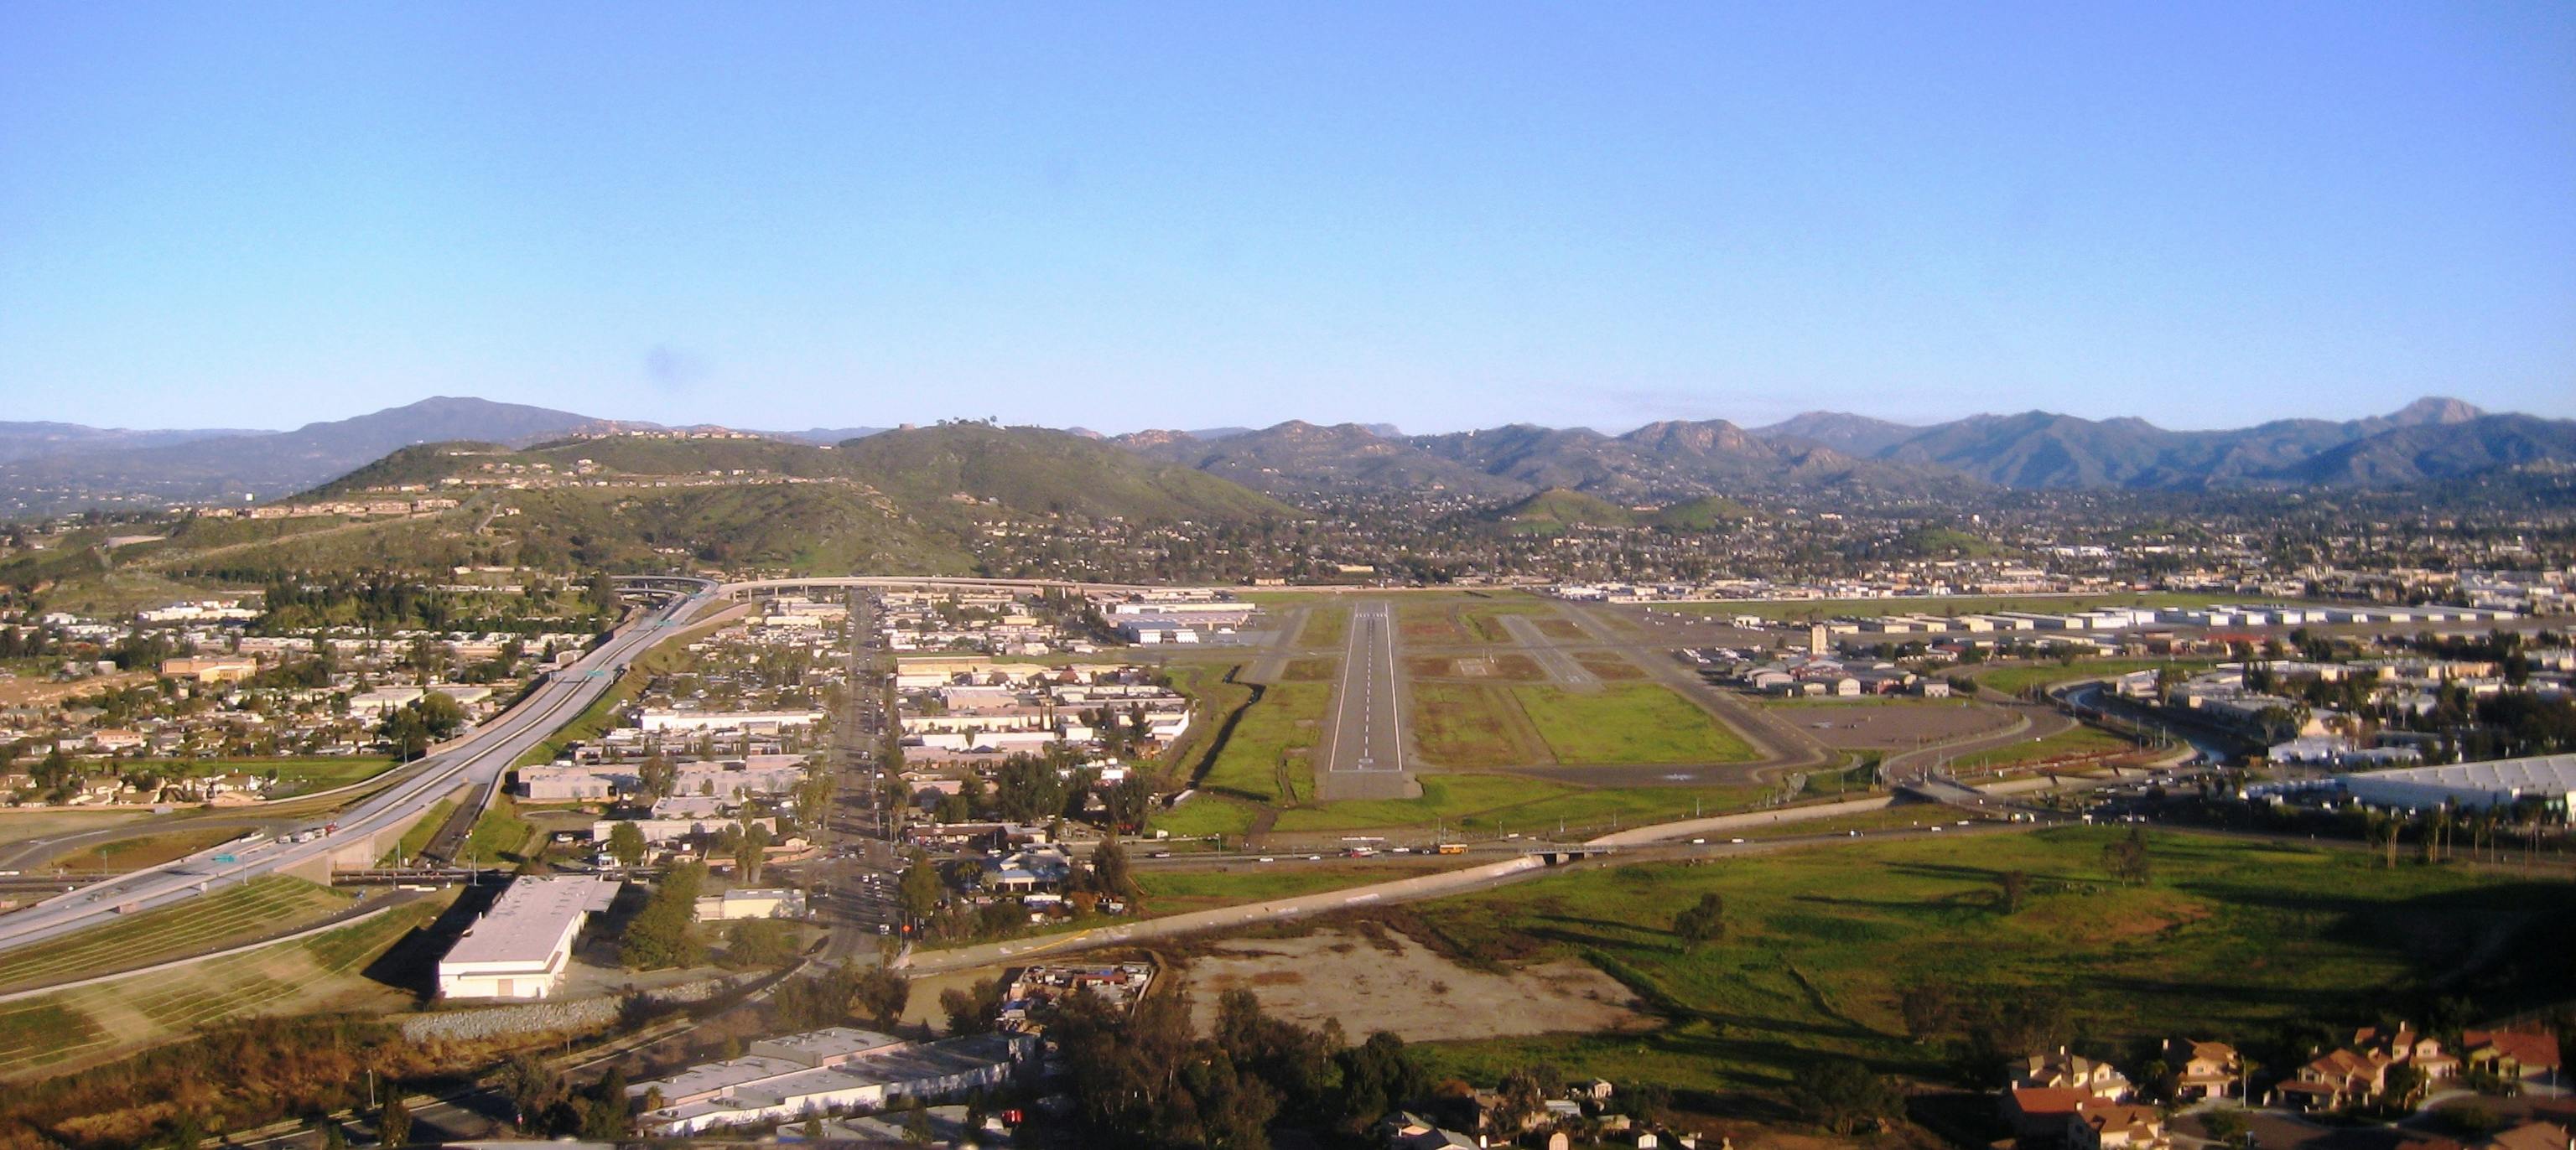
[1658,593,2313,623]
[1270,773,1763,836]
[1966,658,2217,697]
[0,894,439,1075]
[1410,683,1533,768]
[456,795,536,866]
[1406,827,2576,1095]
[0,876,352,994]
[1198,679,1330,805]
[1149,795,1265,841]
[1512,683,1756,765]
[239,756,401,790]
[384,797,458,865]
[1297,603,1350,648]
[46,826,244,873]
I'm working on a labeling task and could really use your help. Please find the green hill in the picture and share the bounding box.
[834,422,1297,522]
[138,425,1291,580]
[1492,488,1635,535]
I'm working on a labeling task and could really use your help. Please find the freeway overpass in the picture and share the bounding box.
[0,587,724,958]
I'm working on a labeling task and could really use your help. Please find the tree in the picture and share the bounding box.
[734,820,771,883]
[854,966,911,1028]
[940,977,1003,1035]
[621,862,708,969]
[1672,892,1726,948]
[1790,1059,1900,1134]
[1090,836,1136,902]
[1898,982,1957,1044]
[1997,870,2029,914]
[896,850,943,924]
[605,821,647,868]
[901,1099,934,1144]
[721,918,800,968]
[2101,827,2152,885]
[376,1097,411,1147]
[638,752,676,802]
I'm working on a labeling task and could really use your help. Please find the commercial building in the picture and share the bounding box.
[435,875,621,1000]
[2338,754,2576,815]
[629,1027,1033,1135]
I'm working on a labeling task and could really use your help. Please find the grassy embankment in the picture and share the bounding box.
[0,894,443,1077]
[1404,826,2576,1095]
[44,826,245,873]
[0,876,353,995]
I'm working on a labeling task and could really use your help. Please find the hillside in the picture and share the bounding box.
[837,422,1296,522]
[1489,488,1634,535]
[1120,422,1528,499]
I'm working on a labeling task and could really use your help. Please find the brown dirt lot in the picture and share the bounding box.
[1396,603,1468,645]
[1283,658,1337,682]
[1405,655,1456,679]
[1767,699,2014,749]
[0,670,151,707]
[1534,618,1586,640]
[1181,926,1652,1043]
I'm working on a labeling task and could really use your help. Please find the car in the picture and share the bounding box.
[1306,854,1322,861]
[1847,830,1861,837]
[1929,826,1944,831]
[1729,837,1746,844]
[876,924,891,935]
[1257,857,1275,863]
[1690,837,1706,844]
[1150,850,1171,858]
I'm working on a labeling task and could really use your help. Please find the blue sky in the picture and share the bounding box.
[3,3,2570,434]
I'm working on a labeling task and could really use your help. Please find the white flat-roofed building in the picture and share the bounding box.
[694,887,809,922]
[631,1029,1031,1136]
[436,875,621,1000]
[2339,754,2576,815]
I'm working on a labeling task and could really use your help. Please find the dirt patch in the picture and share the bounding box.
[1768,699,2014,749]
[1283,658,1337,682]
[1535,619,1586,641]
[1405,656,1455,679]
[1182,926,1653,1043]
[1487,654,1546,681]
[0,671,152,708]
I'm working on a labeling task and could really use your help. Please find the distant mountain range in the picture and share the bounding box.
[0,394,2568,517]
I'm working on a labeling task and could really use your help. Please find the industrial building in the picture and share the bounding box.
[2337,754,2576,815]
[434,875,621,1000]
[629,1026,1032,1135]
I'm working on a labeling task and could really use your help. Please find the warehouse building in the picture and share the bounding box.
[435,875,621,1000]
[2338,754,2576,816]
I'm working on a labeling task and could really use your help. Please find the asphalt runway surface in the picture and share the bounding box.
[1320,601,1413,801]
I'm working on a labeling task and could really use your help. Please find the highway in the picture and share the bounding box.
[0,587,722,958]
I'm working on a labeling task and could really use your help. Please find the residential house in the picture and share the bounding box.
[2011,1049,2132,1101]
[2002,1088,2092,1140]
[2163,1039,2241,1101]
[2070,1101,2168,1150]
[2462,1029,2564,1085]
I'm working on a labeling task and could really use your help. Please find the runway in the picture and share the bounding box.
[1320,601,1413,800]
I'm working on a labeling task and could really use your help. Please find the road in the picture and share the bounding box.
[0,587,723,957]
[1319,600,1410,801]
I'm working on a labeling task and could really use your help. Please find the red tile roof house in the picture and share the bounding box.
[2462,1029,2564,1086]
[2002,1088,2093,1141]
[2070,1101,2169,1150]
[2270,1023,2459,1111]
[2474,1122,2574,1150]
